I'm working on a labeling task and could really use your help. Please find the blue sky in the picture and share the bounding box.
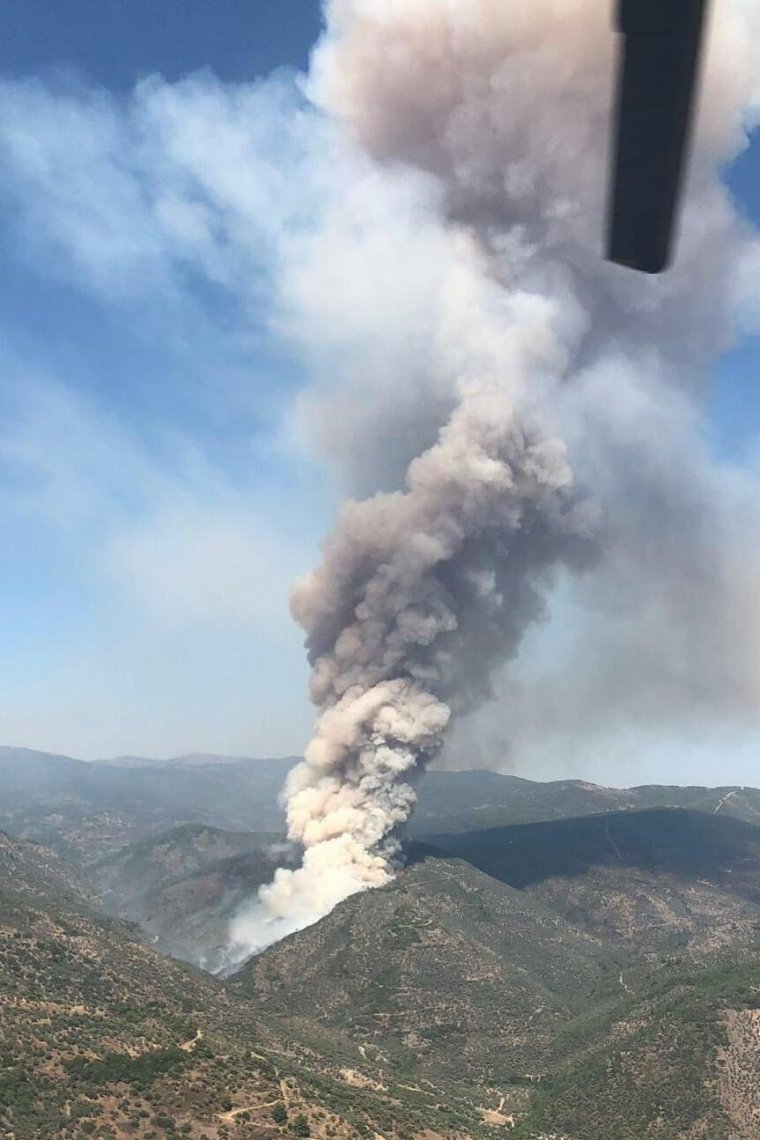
[0,2,759,777]
[0,0,322,88]
[0,0,329,759]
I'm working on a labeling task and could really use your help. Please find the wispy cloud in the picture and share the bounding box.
[1,14,760,789]
[0,363,315,757]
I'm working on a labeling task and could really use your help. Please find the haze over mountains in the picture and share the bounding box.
[3,744,759,858]
[2,744,760,1137]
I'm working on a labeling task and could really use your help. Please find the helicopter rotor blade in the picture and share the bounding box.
[606,0,709,274]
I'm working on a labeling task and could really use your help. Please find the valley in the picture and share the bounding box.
[1,748,759,1139]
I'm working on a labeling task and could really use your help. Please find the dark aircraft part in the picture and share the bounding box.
[607,0,709,273]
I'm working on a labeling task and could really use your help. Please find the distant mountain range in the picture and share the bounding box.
[0,746,296,859]
[3,744,759,861]
[98,751,291,769]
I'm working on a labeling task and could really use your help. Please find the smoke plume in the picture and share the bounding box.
[227,0,760,959]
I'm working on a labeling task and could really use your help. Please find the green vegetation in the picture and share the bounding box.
[65,1045,190,1090]
[0,832,503,1139]
[3,754,760,1140]
[518,959,760,1139]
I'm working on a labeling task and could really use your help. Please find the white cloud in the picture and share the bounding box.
[0,353,319,758]
[1,16,760,789]
[0,71,322,309]
[0,68,337,760]
[0,355,313,623]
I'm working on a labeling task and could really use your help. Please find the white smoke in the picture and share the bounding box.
[226,0,760,962]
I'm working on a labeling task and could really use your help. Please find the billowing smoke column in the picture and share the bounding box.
[263,353,595,931]
[231,305,596,950]
[226,0,760,958]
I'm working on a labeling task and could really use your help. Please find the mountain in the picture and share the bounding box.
[89,822,278,908]
[409,771,760,834]
[242,810,760,1069]
[0,831,515,1139]
[4,798,760,1138]
[6,741,760,985]
[0,746,293,860]
[88,824,295,970]
[82,799,760,976]
[518,956,760,1140]
[425,808,760,962]
[0,827,96,919]
[4,744,760,865]
[0,829,283,1139]
[239,851,630,1084]
[97,752,297,769]
[239,834,760,1139]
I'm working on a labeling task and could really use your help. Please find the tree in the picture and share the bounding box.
[291,1114,311,1137]
[272,1103,287,1124]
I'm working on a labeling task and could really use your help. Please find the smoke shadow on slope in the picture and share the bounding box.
[418,807,760,901]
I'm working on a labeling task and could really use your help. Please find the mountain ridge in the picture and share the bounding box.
[3,743,760,864]
[3,767,760,1137]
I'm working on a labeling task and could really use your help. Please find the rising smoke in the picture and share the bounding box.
[227,0,760,962]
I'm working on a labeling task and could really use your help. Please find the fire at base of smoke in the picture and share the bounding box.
[225,0,760,964]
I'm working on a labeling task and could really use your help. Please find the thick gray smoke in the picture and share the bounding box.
[231,330,596,947]
[228,0,760,957]
[265,355,595,926]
